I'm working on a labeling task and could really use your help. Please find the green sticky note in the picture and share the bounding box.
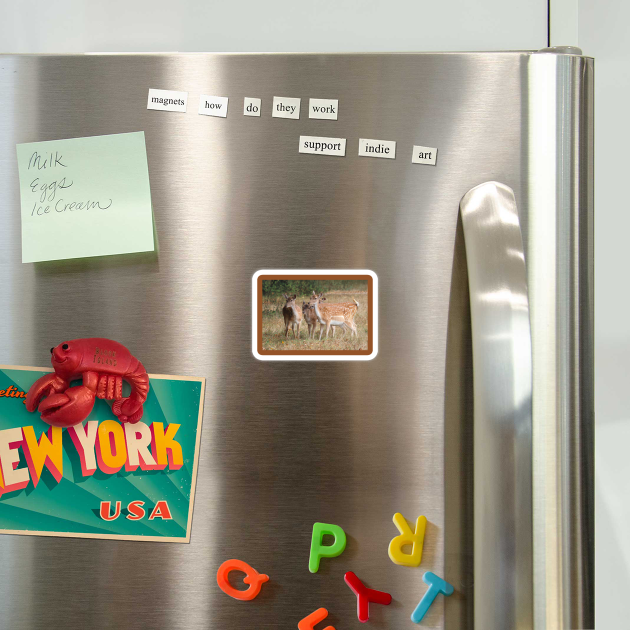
[16,131,155,263]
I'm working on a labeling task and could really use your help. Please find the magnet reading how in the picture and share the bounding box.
[388,512,427,567]
[299,136,346,157]
[198,95,229,118]
[309,522,347,573]
[411,572,454,624]
[272,96,301,119]
[217,559,269,601]
[358,139,396,159]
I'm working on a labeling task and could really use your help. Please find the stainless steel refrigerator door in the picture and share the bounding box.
[0,52,593,629]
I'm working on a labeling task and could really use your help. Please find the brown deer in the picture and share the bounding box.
[282,294,302,339]
[302,301,319,339]
[311,293,358,340]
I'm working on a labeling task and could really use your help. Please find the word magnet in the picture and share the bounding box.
[388,512,427,566]
[272,96,300,119]
[244,97,261,116]
[344,571,392,622]
[198,95,228,118]
[411,572,454,624]
[216,559,269,601]
[309,522,346,573]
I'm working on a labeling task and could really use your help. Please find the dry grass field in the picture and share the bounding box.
[261,289,369,351]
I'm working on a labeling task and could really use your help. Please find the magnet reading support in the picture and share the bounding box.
[410,572,454,624]
[298,607,335,630]
[309,522,347,573]
[344,571,392,622]
[216,559,269,601]
[388,512,427,567]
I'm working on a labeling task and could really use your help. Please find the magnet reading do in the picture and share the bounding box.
[244,97,262,117]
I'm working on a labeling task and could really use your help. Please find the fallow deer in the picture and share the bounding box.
[282,294,302,339]
[310,291,359,338]
[311,294,357,340]
[302,301,318,339]
[304,299,342,338]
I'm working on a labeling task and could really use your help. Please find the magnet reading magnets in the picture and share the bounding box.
[216,559,269,601]
[25,338,149,427]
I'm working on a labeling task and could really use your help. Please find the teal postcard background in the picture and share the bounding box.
[0,367,204,542]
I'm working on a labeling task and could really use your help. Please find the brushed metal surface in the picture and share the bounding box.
[0,52,593,629]
[460,182,533,630]
[527,52,595,629]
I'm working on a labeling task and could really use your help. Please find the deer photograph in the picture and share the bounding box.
[261,279,368,352]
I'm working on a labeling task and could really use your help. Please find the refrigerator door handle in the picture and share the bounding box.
[460,181,533,629]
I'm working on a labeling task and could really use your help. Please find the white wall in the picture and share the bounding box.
[577,1,629,627]
[0,0,547,53]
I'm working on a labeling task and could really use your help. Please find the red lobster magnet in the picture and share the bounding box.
[26,338,149,428]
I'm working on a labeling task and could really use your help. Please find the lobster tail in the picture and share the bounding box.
[126,358,150,403]
[112,358,150,424]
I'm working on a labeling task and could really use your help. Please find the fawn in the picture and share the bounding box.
[282,294,303,339]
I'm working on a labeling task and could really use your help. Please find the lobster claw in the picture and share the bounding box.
[37,386,96,428]
[25,373,67,413]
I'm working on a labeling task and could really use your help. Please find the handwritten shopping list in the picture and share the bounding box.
[16,132,154,263]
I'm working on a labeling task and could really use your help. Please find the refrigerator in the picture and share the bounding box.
[0,50,593,629]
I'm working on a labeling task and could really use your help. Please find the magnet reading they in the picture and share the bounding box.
[216,559,269,601]
[388,512,427,567]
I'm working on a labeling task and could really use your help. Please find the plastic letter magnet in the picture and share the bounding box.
[388,512,427,567]
[216,559,269,601]
[410,571,454,623]
[309,522,347,573]
[298,607,335,630]
[344,571,392,622]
